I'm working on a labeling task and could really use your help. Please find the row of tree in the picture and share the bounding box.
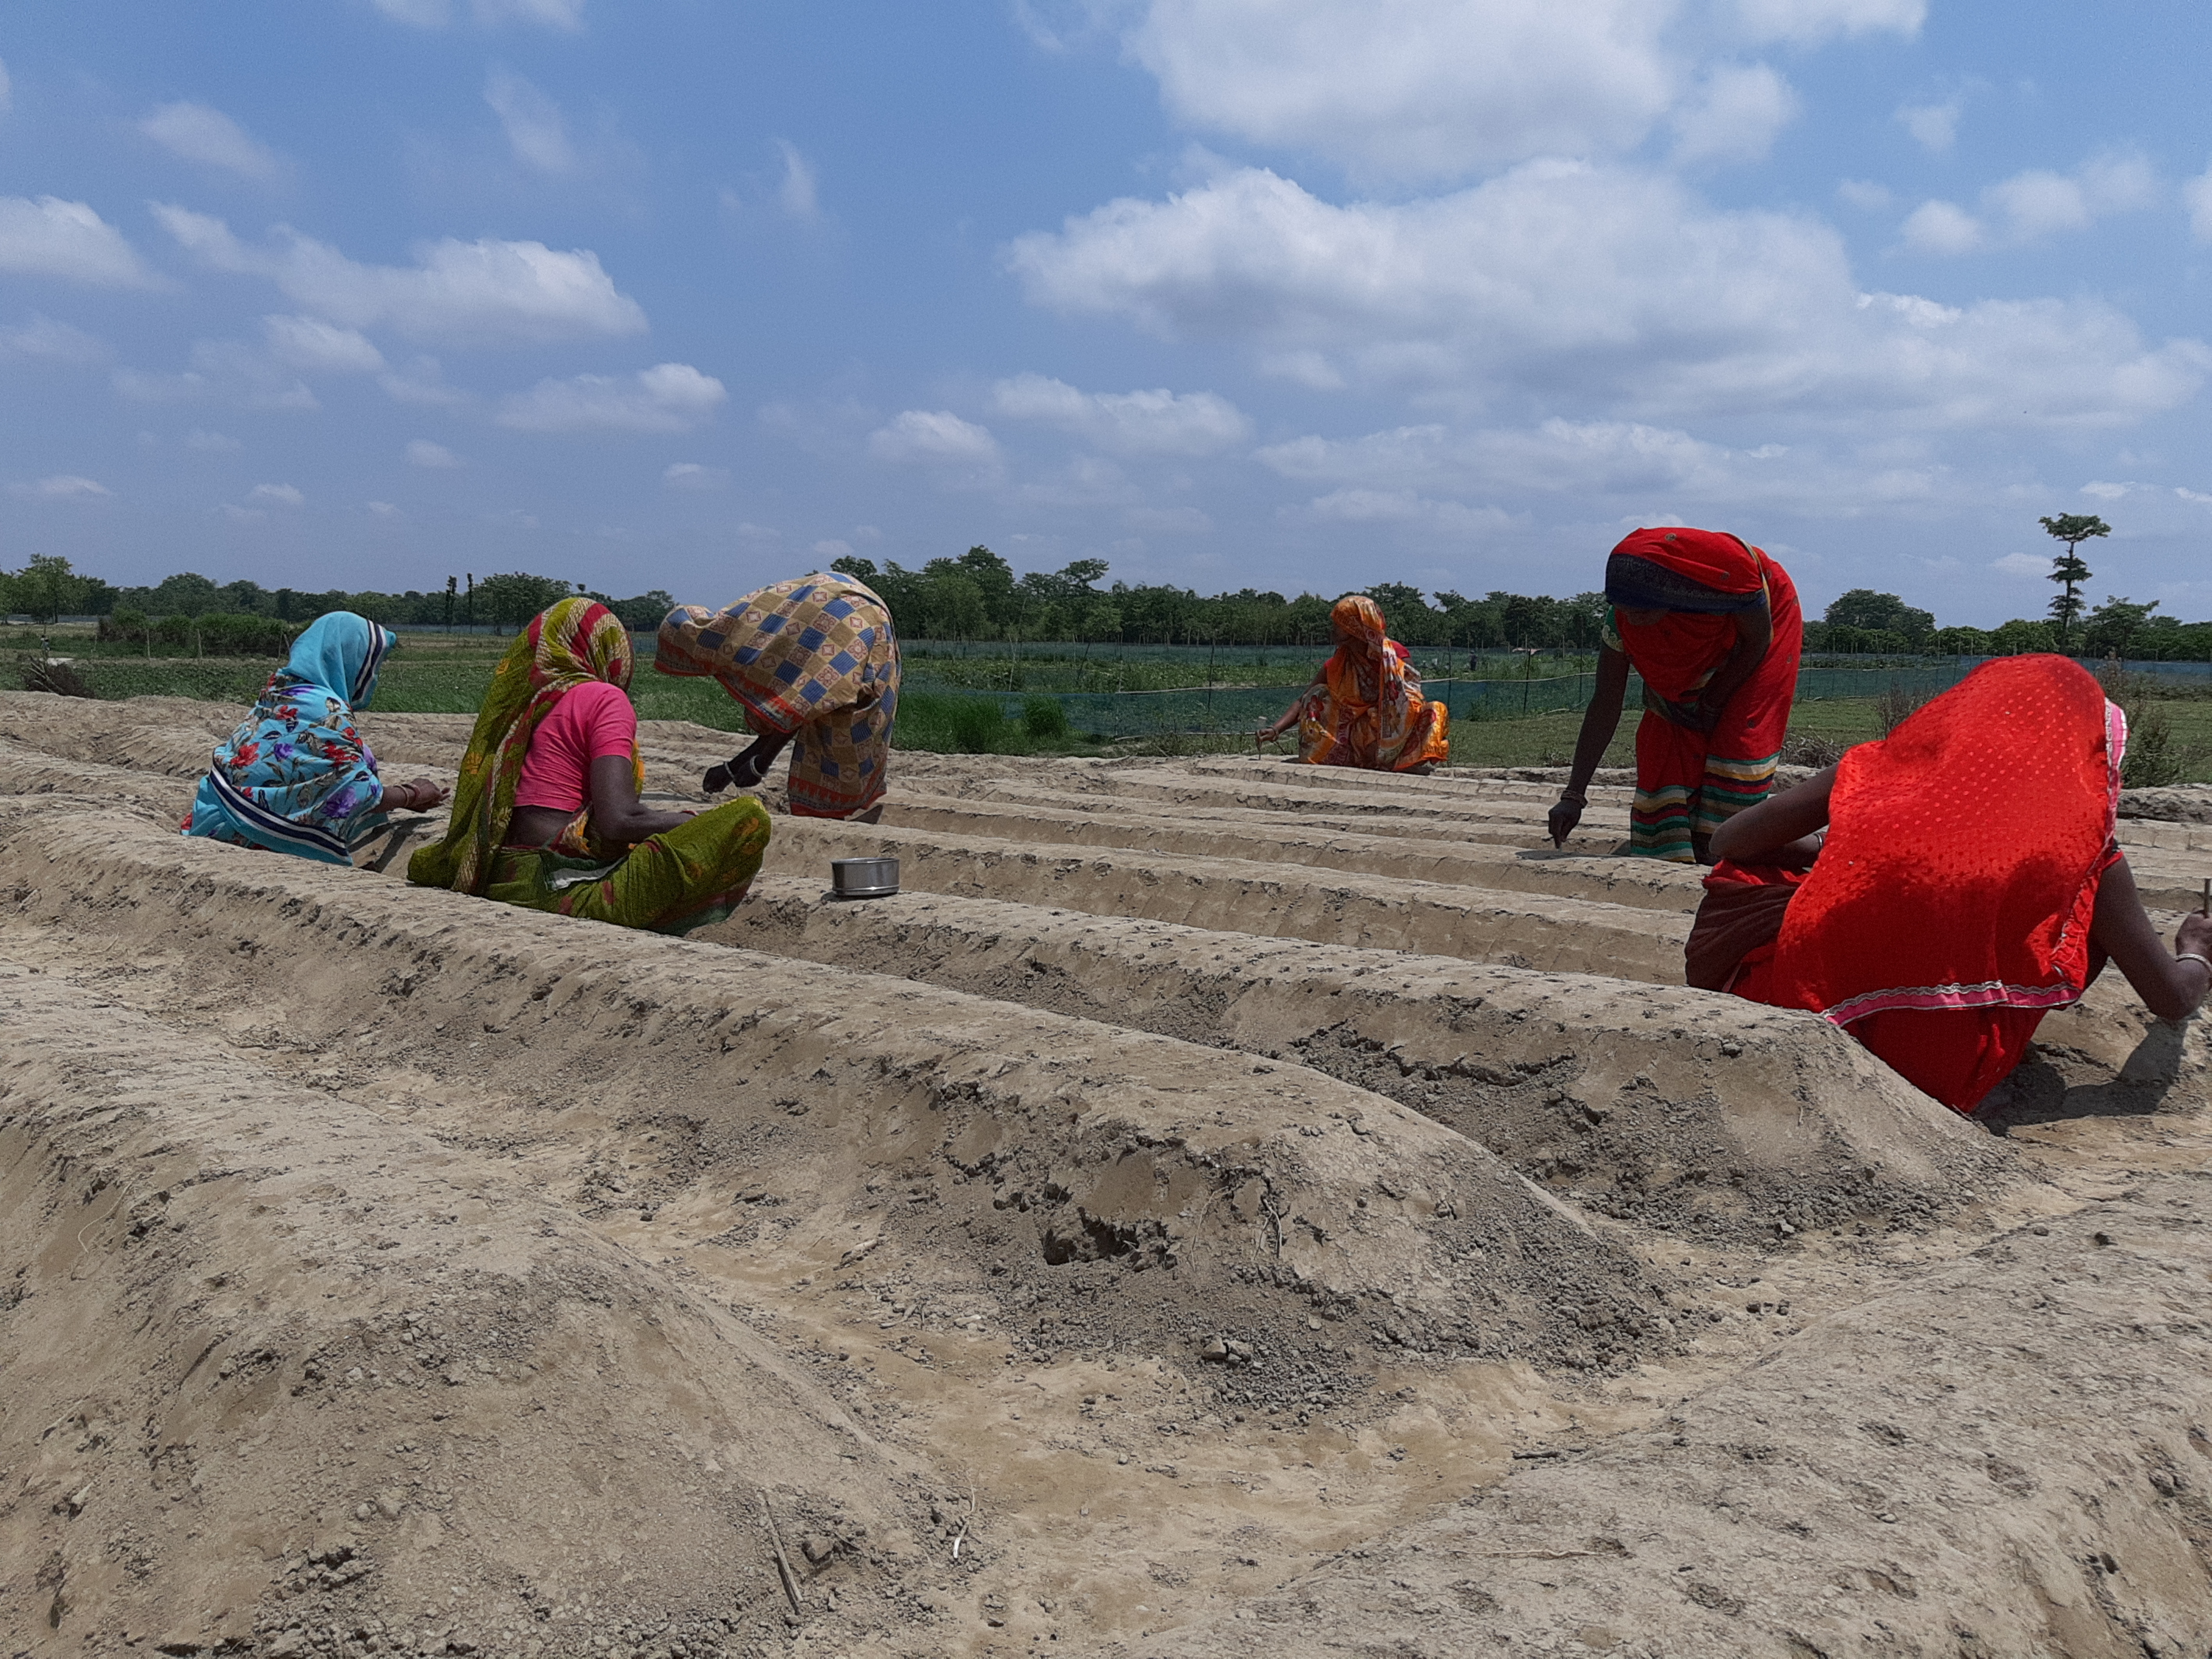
[0,557,673,635]
[4,531,2204,661]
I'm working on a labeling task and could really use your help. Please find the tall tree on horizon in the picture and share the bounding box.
[2039,513,2110,653]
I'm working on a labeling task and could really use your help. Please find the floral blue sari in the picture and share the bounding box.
[184,612,397,865]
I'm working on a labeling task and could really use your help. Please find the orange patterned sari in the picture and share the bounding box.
[1297,596,1450,771]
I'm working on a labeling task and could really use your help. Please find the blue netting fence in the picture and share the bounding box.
[906,656,2203,740]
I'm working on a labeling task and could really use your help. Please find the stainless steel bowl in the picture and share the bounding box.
[830,855,900,899]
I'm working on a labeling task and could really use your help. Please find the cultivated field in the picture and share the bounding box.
[5,688,2212,1658]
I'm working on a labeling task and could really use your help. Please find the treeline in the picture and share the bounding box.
[831,547,1618,648]
[0,556,672,645]
[1806,588,2206,661]
[8,547,2209,662]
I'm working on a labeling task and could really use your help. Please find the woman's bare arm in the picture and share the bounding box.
[587,753,690,844]
[1548,645,1630,846]
[1707,764,1836,863]
[2089,856,2212,1022]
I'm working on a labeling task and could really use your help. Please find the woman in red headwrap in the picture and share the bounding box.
[1258,594,1450,772]
[1688,655,2211,1113]
[1548,527,1802,862]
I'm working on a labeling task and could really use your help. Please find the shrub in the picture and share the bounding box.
[950,699,1011,753]
[2098,658,2186,789]
[1022,695,1070,740]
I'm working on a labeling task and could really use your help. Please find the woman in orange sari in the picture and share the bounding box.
[1689,656,2211,1113]
[1258,595,1449,772]
[1548,527,1802,862]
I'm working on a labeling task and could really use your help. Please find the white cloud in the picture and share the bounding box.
[1836,179,1892,212]
[478,0,585,28]
[371,0,584,29]
[1905,152,2158,257]
[1293,487,1517,537]
[1896,100,1960,153]
[1734,0,1923,43]
[868,409,1002,466]
[1126,0,1678,183]
[262,314,385,373]
[1008,161,2210,429]
[1990,552,2047,578]
[1670,63,1799,167]
[11,474,111,501]
[776,140,819,219]
[2078,480,2134,500]
[379,355,470,407]
[249,482,304,505]
[495,362,727,432]
[485,67,574,173]
[368,500,401,516]
[406,438,461,467]
[221,503,266,523]
[0,196,161,289]
[1124,504,1214,534]
[0,56,13,115]
[1987,152,2155,242]
[1900,199,1983,255]
[662,461,728,489]
[0,314,108,362]
[812,537,854,560]
[2187,164,2212,242]
[153,204,646,345]
[140,101,284,181]
[989,372,1251,455]
[185,428,240,452]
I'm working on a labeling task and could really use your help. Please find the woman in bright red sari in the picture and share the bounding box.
[1548,527,1802,862]
[1690,655,2211,1113]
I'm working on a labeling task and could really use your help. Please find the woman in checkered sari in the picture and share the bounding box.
[654,571,902,820]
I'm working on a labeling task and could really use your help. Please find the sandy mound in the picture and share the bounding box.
[4,687,2211,1655]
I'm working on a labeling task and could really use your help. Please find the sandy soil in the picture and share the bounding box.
[3,689,2211,1659]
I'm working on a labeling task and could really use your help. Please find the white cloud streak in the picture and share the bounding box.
[776,140,819,219]
[989,373,1251,454]
[0,197,161,289]
[371,0,584,29]
[0,314,109,363]
[2189,164,2212,242]
[140,102,284,180]
[406,439,461,467]
[11,474,111,501]
[263,314,385,373]
[867,409,1002,466]
[496,363,727,433]
[153,205,646,345]
[1734,0,1923,43]
[485,67,574,173]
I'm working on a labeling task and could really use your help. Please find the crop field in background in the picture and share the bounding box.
[9,623,2212,779]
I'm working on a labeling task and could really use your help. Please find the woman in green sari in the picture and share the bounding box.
[407,597,769,934]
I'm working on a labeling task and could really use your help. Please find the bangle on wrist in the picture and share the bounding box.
[2177,951,2212,973]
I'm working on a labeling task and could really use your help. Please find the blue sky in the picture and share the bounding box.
[1,0,2208,626]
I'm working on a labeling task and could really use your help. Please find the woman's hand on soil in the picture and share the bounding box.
[1547,797,1584,847]
[393,778,447,811]
[2177,911,2212,959]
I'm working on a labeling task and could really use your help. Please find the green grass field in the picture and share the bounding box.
[11,626,2212,779]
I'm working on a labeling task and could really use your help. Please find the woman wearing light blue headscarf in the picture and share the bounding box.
[184,611,448,864]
